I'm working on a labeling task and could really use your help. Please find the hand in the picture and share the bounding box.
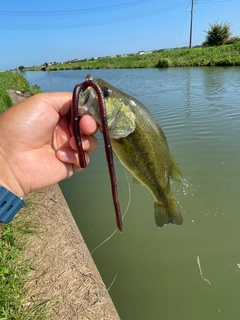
[0,92,98,197]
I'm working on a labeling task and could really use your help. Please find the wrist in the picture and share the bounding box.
[0,179,24,198]
[0,153,25,198]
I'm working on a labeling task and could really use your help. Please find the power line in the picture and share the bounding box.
[0,0,154,16]
[0,2,187,30]
[197,0,233,2]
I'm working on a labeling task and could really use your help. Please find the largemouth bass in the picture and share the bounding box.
[78,74,184,227]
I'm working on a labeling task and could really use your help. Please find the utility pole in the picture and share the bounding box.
[189,0,194,48]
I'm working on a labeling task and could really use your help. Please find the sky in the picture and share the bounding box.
[0,0,239,70]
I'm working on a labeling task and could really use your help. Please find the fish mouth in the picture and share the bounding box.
[78,86,98,116]
[78,74,110,117]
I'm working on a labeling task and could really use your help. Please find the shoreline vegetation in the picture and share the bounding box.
[0,71,41,113]
[24,42,240,72]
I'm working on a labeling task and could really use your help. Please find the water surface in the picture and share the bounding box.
[25,68,240,320]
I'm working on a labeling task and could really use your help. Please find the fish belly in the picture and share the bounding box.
[110,131,183,227]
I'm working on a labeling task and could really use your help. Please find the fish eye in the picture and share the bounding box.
[101,87,110,97]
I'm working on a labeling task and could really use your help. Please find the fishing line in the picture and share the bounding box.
[91,166,131,255]
[107,274,118,291]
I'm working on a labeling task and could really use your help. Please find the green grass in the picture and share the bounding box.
[0,201,49,319]
[0,71,41,113]
[0,88,12,112]
[24,41,240,71]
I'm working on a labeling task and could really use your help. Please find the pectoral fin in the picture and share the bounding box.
[154,199,183,227]
[131,174,144,187]
[170,157,184,183]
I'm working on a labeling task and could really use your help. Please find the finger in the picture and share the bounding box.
[56,149,90,168]
[80,115,98,135]
[69,115,98,137]
[69,135,98,155]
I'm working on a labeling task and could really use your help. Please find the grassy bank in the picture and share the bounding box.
[0,202,49,319]
[0,71,41,113]
[26,42,240,71]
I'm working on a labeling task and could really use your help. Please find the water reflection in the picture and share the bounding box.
[25,68,240,320]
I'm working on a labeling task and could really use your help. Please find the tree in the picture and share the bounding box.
[202,22,231,47]
[18,65,25,70]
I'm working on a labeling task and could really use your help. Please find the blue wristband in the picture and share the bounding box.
[0,185,24,223]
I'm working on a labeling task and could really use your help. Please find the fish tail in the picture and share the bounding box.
[154,199,183,227]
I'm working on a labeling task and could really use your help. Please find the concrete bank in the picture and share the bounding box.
[6,91,120,319]
[23,185,120,319]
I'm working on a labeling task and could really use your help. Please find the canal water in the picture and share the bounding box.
[24,68,240,320]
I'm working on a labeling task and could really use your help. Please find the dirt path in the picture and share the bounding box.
[6,91,120,319]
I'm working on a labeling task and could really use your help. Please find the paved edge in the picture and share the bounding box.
[23,185,120,319]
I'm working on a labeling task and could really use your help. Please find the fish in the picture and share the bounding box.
[78,74,184,227]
